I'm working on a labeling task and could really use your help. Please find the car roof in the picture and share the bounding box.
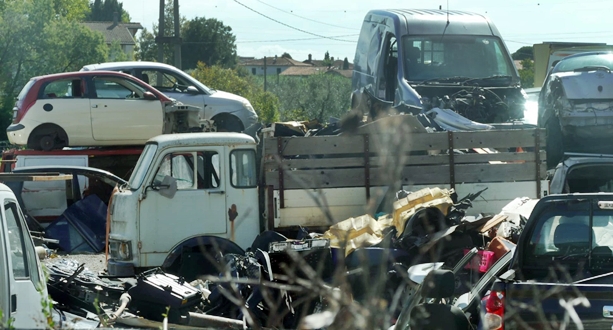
[148,132,256,149]
[30,70,141,82]
[81,61,179,71]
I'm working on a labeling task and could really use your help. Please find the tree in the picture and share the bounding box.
[181,17,237,69]
[267,74,352,122]
[0,0,108,139]
[343,57,349,70]
[281,52,292,59]
[108,39,128,61]
[322,51,332,66]
[512,46,533,61]
[191,63,280,123]
[518,58,534,88]
[87,0,131,22]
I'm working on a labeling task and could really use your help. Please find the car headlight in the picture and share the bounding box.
[110,240,132,260]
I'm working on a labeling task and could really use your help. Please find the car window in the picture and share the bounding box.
[553,53,613,73]
[93,76,147,99]
[42,79,85,99]
[141,69,193,93]
[230,149,256,188]
[5,201,29,279]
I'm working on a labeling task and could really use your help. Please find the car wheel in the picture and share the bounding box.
[546,116,564,168]
[215,115,243,133]
[38,135,56,151]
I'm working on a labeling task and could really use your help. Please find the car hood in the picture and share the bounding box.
[12,165,127,187]
[553,71,613,100]
[207,90,250,107]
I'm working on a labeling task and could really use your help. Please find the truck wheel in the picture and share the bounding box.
[546,117,564,168]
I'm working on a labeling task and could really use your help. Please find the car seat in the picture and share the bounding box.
[553,222,592,255]
[141,73,150,84]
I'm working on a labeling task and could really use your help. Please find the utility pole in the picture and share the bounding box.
[173,0,181,69]
[156,0,182,69]
[157,0,164,64]
[263,56,267,91]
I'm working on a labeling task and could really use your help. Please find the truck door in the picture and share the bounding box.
[1,200,46,328]
[138,148,227,266]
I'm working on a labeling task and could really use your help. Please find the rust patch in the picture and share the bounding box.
[228,204,238,222]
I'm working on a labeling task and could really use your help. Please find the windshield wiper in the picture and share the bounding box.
[462,75,513,86]
[417,76,471,85]
[573,65,611,73]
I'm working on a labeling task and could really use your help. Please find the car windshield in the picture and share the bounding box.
[403,35,516,83]
[525,200,613,267]
[128,143,158,189]
[553,53,613,73]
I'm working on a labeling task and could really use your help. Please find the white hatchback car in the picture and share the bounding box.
[7,71,202,150]
[81,61,258,132]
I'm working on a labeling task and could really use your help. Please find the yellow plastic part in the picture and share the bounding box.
[392,187,453,237]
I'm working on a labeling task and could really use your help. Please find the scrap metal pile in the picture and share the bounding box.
[43,187,531,329]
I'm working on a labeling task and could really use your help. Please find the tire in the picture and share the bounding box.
[546,116,564,169]
[215,115,243,133]
[39,135,56,151]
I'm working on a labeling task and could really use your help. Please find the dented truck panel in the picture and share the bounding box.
[352,9,523,123]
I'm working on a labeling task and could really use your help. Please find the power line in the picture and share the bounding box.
[254,0,356,30]
[232,0,355,43]
[239,34,359,44]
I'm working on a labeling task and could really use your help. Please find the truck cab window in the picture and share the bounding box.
[197,151,220,189]
[230,149,256,188]
[154,153,196,189]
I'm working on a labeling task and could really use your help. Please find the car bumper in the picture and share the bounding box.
[6,123,28,145]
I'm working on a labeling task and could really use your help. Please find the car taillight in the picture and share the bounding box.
[484,290,505,330]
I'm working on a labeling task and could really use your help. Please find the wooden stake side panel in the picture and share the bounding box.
[263,129,546,190]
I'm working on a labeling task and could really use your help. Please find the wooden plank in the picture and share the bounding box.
[263,151,546,171]
[450,129,546,149]
[0,173,72,182]
[264,129,546,157]
[266,161,546,189]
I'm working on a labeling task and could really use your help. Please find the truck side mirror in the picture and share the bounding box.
[155,175,177,199]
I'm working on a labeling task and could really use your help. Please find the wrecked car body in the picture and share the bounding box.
[539,52,613,166]
[351,9,524,124]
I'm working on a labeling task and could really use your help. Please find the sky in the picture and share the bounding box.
[121,0,613,63]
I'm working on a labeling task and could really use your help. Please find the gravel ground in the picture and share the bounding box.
[43,252,108,275]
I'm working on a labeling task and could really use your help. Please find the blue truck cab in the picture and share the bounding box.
[351,9,524,124]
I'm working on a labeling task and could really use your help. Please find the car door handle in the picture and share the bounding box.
[208,190,225,195]
[92,104,98,108]
[11,294,16,312]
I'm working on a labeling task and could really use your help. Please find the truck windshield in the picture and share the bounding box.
[524,200,613,271]
[128,143,158,189]
[403,35,516,83]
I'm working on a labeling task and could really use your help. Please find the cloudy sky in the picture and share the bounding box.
[122,0,613,63]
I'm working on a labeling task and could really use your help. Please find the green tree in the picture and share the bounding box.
[281,52,292,59]
[54,0,90,21]
[87,0,131,22]
[512,46,533,61]
[322,51,332,66]
[266,74,352,122]
[343,57,349,70]
[191,63,280,123]
[135,27,157,61]
[181,17,237,69]
[0,0,108,139]
[108,39,128,61]
[518,58,534,88]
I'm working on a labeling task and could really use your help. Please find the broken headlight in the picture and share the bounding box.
[109,240,132,260]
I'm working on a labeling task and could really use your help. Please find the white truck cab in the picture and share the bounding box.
[107,132,260,276]
[0,183,49,328]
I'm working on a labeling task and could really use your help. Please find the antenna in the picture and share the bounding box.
[446,0,450,24]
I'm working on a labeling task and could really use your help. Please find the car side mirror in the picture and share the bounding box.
[154,175,177,199]
[186,86,199,94]
[143,91,158,100]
